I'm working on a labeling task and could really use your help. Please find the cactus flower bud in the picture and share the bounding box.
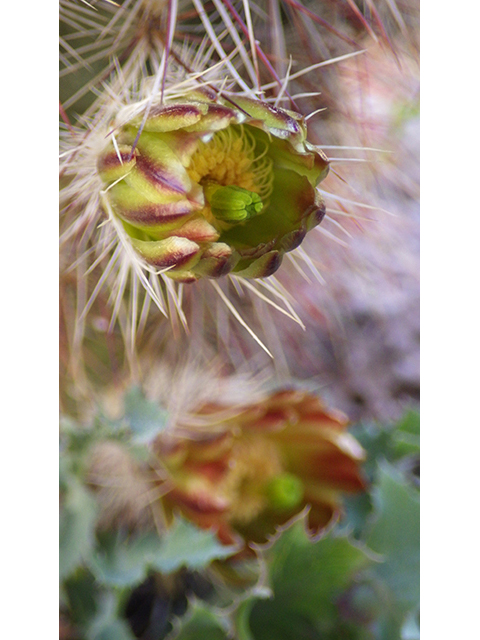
[97,90,329,282]
[153,389,366,547]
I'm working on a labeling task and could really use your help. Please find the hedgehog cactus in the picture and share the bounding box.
[153,389,366,548]
[97,90,329,282]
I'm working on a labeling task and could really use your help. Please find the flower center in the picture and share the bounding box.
[217,436,304,525]
[221,436,283,524]
[187,125,274,228]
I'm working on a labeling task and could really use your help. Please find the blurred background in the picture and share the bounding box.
[285,39,420,423]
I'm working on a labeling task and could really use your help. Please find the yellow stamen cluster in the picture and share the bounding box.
[220,437,283,524]
[187,125,274,201]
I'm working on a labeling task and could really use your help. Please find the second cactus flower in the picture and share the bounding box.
[153,389,366,548]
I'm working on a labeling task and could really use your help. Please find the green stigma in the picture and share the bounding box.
[203,183,264,224]
[266,473,304,511]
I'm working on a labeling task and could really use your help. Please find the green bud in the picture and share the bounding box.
[266,473,304,511]
[203,183,263,223]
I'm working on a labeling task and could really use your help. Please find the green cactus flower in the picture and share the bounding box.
[97,90,329,282]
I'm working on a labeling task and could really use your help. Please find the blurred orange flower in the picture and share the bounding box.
[154,389,366,548]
